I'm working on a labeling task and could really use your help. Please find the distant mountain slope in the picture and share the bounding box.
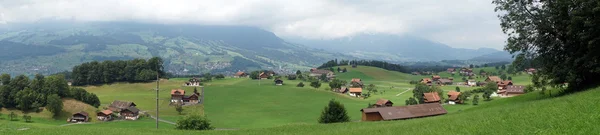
[469,51,514,62]
[0,22,353,75]
[285,33,502,61]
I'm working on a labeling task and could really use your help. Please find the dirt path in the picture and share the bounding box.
[148,114,176,125]
[396,88,412,96]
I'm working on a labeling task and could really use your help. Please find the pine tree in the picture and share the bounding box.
[318,99,350,123]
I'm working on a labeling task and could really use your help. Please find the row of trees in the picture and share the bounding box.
[317,59,407,73]
[71,57,164,86]
[0,74,99,115]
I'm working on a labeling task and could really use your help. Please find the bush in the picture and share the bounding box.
[473,95,480,105]
[175,103,184,115]
[318,99,350,124]
[46,94,63,117]
[176,115,214,130]
[9,112,18,121]
[297,82,305,87]
[23,114,32,122]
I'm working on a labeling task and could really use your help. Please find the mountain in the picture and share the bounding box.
[469,51,514,62]
[0,22,353,75]
[285,33,502,62]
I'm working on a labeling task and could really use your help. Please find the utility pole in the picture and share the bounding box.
[156,64,159,129]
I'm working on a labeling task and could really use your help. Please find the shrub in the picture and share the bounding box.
[9,112,17,121]
[473,95,480,105]
[297,82,305,87]
[318,99,350,124]
[175,103,184,115]
[46,94,63,117]
[176,115,214,130]
[23,114,32,122]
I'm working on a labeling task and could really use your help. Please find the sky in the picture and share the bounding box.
[0,0,506,50]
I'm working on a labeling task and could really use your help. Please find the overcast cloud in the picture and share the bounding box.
[0,0,506,49]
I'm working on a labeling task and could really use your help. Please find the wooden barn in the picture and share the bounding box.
[97,110,113,121]
[447,91,462,104]
[234,71,248,78]
[423,92,441,103]
[498,85,525,97]
[183,93,199,103]
[68,111,89,123]
[374,99,393,107]
[121,106,140,120]
[184,77,201,86]
[170,89,185,103]
[108,100,137,112]
[360,103,447,121]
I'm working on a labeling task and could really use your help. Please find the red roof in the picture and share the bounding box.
[349,88,363,93]
[447,91,461,101]
[98,110,113,115]
[171,89,185,95]
[235,71,246,76]
[375,99,392,106]
[423,92,441,103]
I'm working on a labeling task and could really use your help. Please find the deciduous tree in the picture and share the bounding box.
[318,99,350,124]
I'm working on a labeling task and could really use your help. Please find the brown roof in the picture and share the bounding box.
[338,87,349,93]
[375,99,392,106]
[487,76,502,82]
[123,106,140,113]
[235,71,246,76]
[360,103,447,120]
[499,80,513,85]
[108,100,136,110]
[432,76,441,79]
[437,79,452,84]
[98,110,113,115]
[73,111,89,117]
[171,89,185,95]
[351,78,361,82]
[505,85,525,93]
[421,78,432,83]
[447,91,461,101]
[423,92,441,103]
[349,88,363,93]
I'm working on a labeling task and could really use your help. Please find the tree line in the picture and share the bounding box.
[317,59,407,73]
[71,57,164,86]
[0,74,100,114]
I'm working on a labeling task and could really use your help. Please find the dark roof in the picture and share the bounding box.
[375,99,392,106]
[438,79,453,83]
[123,106,140,113]
[360,103,447,120]
[423,92,441,103]
[73,111,89,117]
[109,100,136,109]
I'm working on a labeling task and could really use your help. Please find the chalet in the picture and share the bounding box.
[183,93,199,103]
[351,78,364,87]
[420,78,433,86]
[108,100,137,112]
[485,76,503,83]
[498,85,525,97]
[460,68,473,76]
[497,81,513,90]
[338,87,349,93]
[121,106,140,120]
[447,91,462,104]
[234,71,248,78]
[466,80,477,86]
[437,79,453,85]
[184,77,201,86]
[170,89,185,103]
[423,92,441,103]
[349,88,363,97]
[374,99,393,107]
[274,78,283,85]
[68,111,89,123]
[97,110,113,121]
[360,103,447,121]
[447,68,455,73]
[431,76,441,81]
[526,68,536,74]
[259,72,270,79]
[310,69,335,79]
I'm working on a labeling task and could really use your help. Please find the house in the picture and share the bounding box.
[234,71,248,78]
[447,68,455,73]
[349,88,363,97]
[374,99,393,107]
[68,111,89,123]
[183,93,199,103]
[447,91,462,104]
[460,68,473,75]
[184,77,201,86]
[121,106,140,120]
[108,100,137,112]
[360,103,447,121]
[97,110,113,121]
[466,80,477,86]
[338,87,349,93]
[420,78,432,85]
[351,78,364,87]
[274,78,283,85]
[497,80,513,90]
[259,72,270,79]
[431,76,441,81]
[485,76,503,83]
[498,85,525,97]
[526,68,536,74]
[423,92,441,103]
[170,89,185,103]
[437,79,453,85]
[309,69,335,79]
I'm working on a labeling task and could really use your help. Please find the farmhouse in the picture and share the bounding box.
[121,106,140,120]
[447,68,455,73]
[68,111,89,123]
[420,78,433,86]
[423,92,441,103]
[498,85,525,97]
[170,89,185,103]
[351,78,364,87]
[485,76,503,83]
[108,100,137,112]
[97,110,113,121]
[310,69,335,79]
[437,79,453,85]
[460,68,473,76]
[349,88,363,97]
[466,80,477,86]
[234,71,248,78]
[184,77,201,86]
[374,99,393,107]
[274,78,283,85]
[431,75,441,81]
[337,87,349,93]
[360,103,447,121]
[497,80,513,90]
[183,93,199,104]
[447,91,462,104]
[259,72,270,79]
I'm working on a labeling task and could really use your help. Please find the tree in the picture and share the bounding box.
[175,103,184,115]
[319,74,328,82]
[203,73,212,82]
[507,76,513,80]
[500,74,508,80]
[328,79,346,89]
[412,83,432,104]
[23,114,32,122]
[342,68,347,72]
[287,75,297,80]
[337,67,341,72]
[318,99,350,124]
[297,82,305,87]
[484,64,489,67]
[495,66,499,70]
[193,87,199,94]
[493,0,600,91]
[296,70,302,75]
[501,65,506,70]
[469,64,474,68]
[249,71,260,79]
[46,94,63,117]
[0,74,10,85]
[310,81,321,89]
[472,95,480,105]
[455,86,461,92]
[405,97,418,105]
[175,115,214,130]
[16,88,42,111]
[524,85,535,93]
[8,112,17,121]
[366,84,377,94]
[329,67,335,72]
[215,74,225,80]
